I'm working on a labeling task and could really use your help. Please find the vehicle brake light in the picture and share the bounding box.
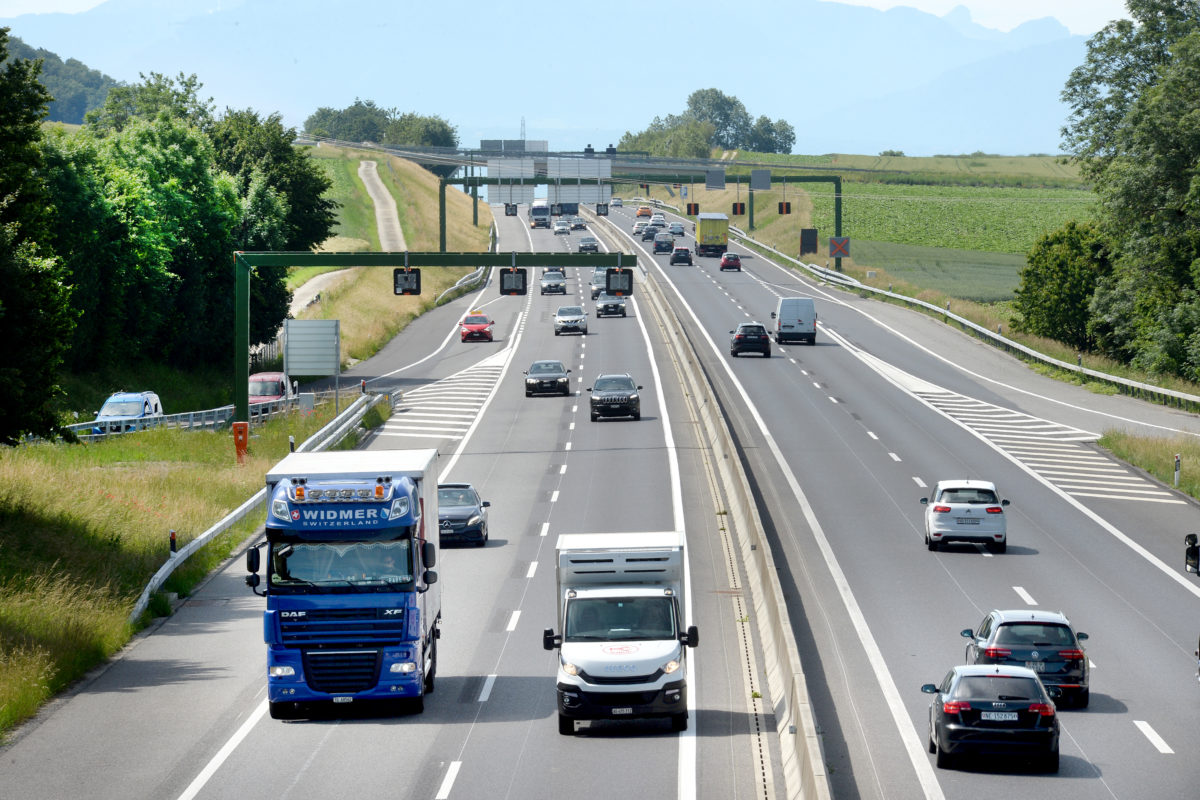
[932,505,952,513]
[1028,703,1056,717]
[983,647,1011,658]
[985,506,1004,514]
[942,700,970,714]
[1058,649,1085,660]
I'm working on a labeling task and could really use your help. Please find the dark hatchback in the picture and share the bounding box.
[730,322,771,357]
[923,664,1061,772]
[588,373,642,421]
[524,360,572,396]
[962,609,1090,707]
[437,483,490,546]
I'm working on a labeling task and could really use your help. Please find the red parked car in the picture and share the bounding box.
[719,253,742,271]
[460,311,494,342]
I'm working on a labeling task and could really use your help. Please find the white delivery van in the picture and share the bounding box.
[771,297,817,344]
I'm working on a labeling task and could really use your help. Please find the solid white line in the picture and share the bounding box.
[526,561,538,579]
[176,701,268,800]
[540,522,550,537]
[1134,720,1174,754]
[1013,586,1037,605]
[913,477,926,488]
[478,674,498,703]
[506,610,520,632]
[889,452,902,462]
[550,490,559,503]
[435,761,462,800]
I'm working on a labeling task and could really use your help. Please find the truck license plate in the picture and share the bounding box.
[332,696,353,704]
[612,707,633,715]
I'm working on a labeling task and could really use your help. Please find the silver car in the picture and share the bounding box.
[921,479,1009,552]
[554,305,588,336]
[553,220,571,235]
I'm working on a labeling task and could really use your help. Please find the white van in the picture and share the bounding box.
[771,297,817,344]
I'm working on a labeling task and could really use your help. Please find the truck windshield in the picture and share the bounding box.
[268,540,413,593]
[565,597,676,641]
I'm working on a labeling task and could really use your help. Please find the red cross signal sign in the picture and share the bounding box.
[829,237,850,258]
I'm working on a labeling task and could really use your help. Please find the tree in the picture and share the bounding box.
[303,99,389,143]
[0,27,53,247]
[3,35,118,124]
[383,112,458,149]
[208,108,337,251]
[85,71,213,135]
[1013,221,1109,350]
[685,88,751,150]
[746,115,795,154]
[1060,1,1200,376]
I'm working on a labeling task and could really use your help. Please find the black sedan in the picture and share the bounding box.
[594,293,627,318]
[923,664,1060,771]
[588,373,642,421]
[962,609,1090,707]
[730,322,771,357]
[524,360,572,396]
[577,236,600,253]
[436,483,491,546]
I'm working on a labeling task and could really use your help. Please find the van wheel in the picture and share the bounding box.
[670,713,688,732]
[558,714,574,735]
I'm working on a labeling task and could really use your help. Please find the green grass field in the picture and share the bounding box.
[848,241,1027,302]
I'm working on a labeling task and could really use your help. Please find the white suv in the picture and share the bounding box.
[920,479,1009,552]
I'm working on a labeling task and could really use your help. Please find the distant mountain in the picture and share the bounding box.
[2,33,119,124]
[0,0,1094,155]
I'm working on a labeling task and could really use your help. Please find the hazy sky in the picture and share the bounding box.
[0,0,1132,35]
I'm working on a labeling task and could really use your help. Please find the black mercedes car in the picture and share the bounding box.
[923,664,1061,772]
[437,483,491,546]
[524,360,572,396]
[588,373,642,421]
[594,293,627,318]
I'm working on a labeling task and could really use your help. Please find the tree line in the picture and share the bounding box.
[619,88,795,157]
[1014,0,1200,381]
[0,28,338,443]
[1,34,118,125]
[303,100,459,176]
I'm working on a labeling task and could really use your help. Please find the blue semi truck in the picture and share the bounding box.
[246,449,441,719]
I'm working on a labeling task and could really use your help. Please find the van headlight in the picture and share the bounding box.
[561,658,580,677]
[661,659,681,675]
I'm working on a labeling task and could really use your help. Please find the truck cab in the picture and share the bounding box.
[247,449,441,719]
[543,532,698,734]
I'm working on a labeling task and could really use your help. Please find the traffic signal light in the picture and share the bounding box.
[732,202,746,215]
[778,202,792,214]
[393,268,421,295]
[499,268,527,296]
[686,203,699,215]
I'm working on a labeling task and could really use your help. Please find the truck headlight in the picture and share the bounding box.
[269,665,296,678]
[390,662,417,674]
[561,659,580,677]
[661,659,681,675]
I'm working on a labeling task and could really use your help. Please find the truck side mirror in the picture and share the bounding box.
[423,540,437,568]
[246,546,260,573]
[684,625,699,648]
[770,311,776,319]
[420,570,438,591]
[1187,543,1200,575]
[543,628,561,651]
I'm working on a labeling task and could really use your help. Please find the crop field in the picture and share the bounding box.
[806,183,1094,254]
[726,150,1086,186]
[848,240,1026,302]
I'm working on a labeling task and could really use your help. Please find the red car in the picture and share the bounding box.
[719,253,742,271]
[460,311,494,342]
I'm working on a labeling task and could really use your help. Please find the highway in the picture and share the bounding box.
[2,199,1199,800]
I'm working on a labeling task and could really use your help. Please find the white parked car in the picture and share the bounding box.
[920,479,1009,553]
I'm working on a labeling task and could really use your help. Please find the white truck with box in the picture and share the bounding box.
[542,531,698,734]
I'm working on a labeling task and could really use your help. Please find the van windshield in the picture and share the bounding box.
[565,597,677,641]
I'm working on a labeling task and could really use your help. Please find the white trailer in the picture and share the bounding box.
[542,531,698,734]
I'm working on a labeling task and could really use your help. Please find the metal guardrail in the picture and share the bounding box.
[436,265,487,305]
[126,393,386,624]
[644,198,1200,413]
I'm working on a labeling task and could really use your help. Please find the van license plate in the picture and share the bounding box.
[612,707,633,715]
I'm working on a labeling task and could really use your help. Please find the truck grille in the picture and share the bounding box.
[279,607,406,646]
[302,649,382,693]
